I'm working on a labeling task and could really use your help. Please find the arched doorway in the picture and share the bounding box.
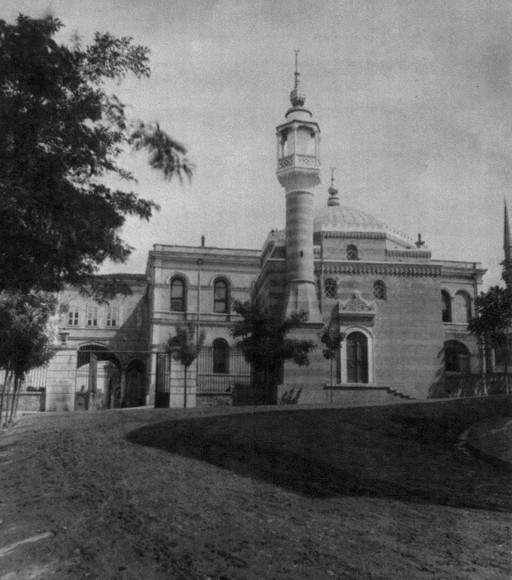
[444,340,471,373]
[346,332,369,383]
[76,345,120,410]
[125,360,146,407]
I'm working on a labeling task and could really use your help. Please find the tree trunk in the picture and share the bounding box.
[4,372,13,427]
[8,373,22,425]
[183,365,188,408]
[0,369,13,427]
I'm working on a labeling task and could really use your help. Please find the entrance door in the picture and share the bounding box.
[347,332,368,383]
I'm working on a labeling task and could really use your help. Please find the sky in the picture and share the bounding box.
[3,0,512,288]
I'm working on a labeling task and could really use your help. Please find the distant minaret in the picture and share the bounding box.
[327,168,340,207]
[276,51,322,321]
[503,200,512,290]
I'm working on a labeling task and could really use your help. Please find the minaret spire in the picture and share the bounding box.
[290,49,306,108]
[503,200,512,289]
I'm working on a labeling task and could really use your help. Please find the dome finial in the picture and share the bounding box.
[327,167,340,207]
[290,49,306,108]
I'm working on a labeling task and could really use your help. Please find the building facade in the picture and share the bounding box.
[40,63,488,411]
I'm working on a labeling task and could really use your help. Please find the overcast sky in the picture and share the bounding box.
[4,0,511,287]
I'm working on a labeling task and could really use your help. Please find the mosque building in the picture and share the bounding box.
[30,61,492,412]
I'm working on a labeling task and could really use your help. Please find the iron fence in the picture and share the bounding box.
[156,347,251,396]
[442,373,512,397]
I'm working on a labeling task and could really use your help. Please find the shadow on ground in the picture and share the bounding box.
[127,397,512,512]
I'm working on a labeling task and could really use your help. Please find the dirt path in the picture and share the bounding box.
[0,403,510,579]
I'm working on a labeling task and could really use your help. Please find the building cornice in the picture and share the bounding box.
[320,231,386,240]
[316,261,442,278]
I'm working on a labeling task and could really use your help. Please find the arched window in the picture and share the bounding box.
[454,291,471,323]
[213,338,229,374]
[346,331,368,383]
[441,290,452,323]
[373,280,386,300]
[213,279,229,313]
[444,340,470,373]
[170,277,187,312]
[324,278,338,299]
[347,245,358,261]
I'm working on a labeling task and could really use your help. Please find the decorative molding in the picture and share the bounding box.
[386,249,431,259]
[338,292,375,313]
[316,262,442,278]
[321,231,386,240]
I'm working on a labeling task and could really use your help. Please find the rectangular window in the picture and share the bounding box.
[106,306,118,327]
[86,305,99,327]
[67,306,80,326]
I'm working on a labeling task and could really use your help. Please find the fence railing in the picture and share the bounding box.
[156,348,251,395]
[443,373,512,398]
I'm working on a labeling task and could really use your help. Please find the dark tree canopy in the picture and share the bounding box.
[0,15,193,298]
[231,300,316,373]
[468,286,512,341]
[0,291,57,376]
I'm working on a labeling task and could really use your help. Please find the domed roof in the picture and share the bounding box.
[314,204,386,232]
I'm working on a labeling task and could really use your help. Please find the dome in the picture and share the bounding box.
[314,204,386,232]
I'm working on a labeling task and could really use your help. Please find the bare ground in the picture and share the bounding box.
[0,398,511,580]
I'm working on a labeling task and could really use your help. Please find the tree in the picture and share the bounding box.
[0,15,194,299]
[320,324,345,387]
[231,300,316,403]
[468,285,512,377]
[167,324,205,408]
[0,291,57,426]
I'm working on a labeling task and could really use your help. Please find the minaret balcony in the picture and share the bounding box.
[277,153,319,171]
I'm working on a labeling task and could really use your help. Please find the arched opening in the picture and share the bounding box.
[346,332,369,383]
[441,290,452,323]
[453,291,471,323]
[213,338,229,374]
[76,345,120,411]
[125,360,146,408]
[444,340,470,373]
[213,279,230,314]
[170,276,187,312]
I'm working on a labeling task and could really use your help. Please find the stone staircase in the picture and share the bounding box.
[278,383,413,406]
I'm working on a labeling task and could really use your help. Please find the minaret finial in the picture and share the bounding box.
[290,49,306,108]
[327,167,340,207]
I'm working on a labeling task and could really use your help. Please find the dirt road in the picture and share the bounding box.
[0,400,510,579]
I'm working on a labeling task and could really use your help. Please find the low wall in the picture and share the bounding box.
[4,392,46,413]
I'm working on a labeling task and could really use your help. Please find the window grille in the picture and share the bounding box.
[373,280,386,300]
[324,278,338,299]
[347,244,358,260]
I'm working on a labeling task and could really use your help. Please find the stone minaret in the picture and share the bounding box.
[276,52,322,322]
[503,200,512,290]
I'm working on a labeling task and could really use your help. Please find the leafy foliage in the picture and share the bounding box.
[320,324,345,361]
[468,286,512,340]
[231,300,316,373]
[168,324,205,369]
[0,291,57,375]
[0,15,193,297]
[0,291,57,425]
